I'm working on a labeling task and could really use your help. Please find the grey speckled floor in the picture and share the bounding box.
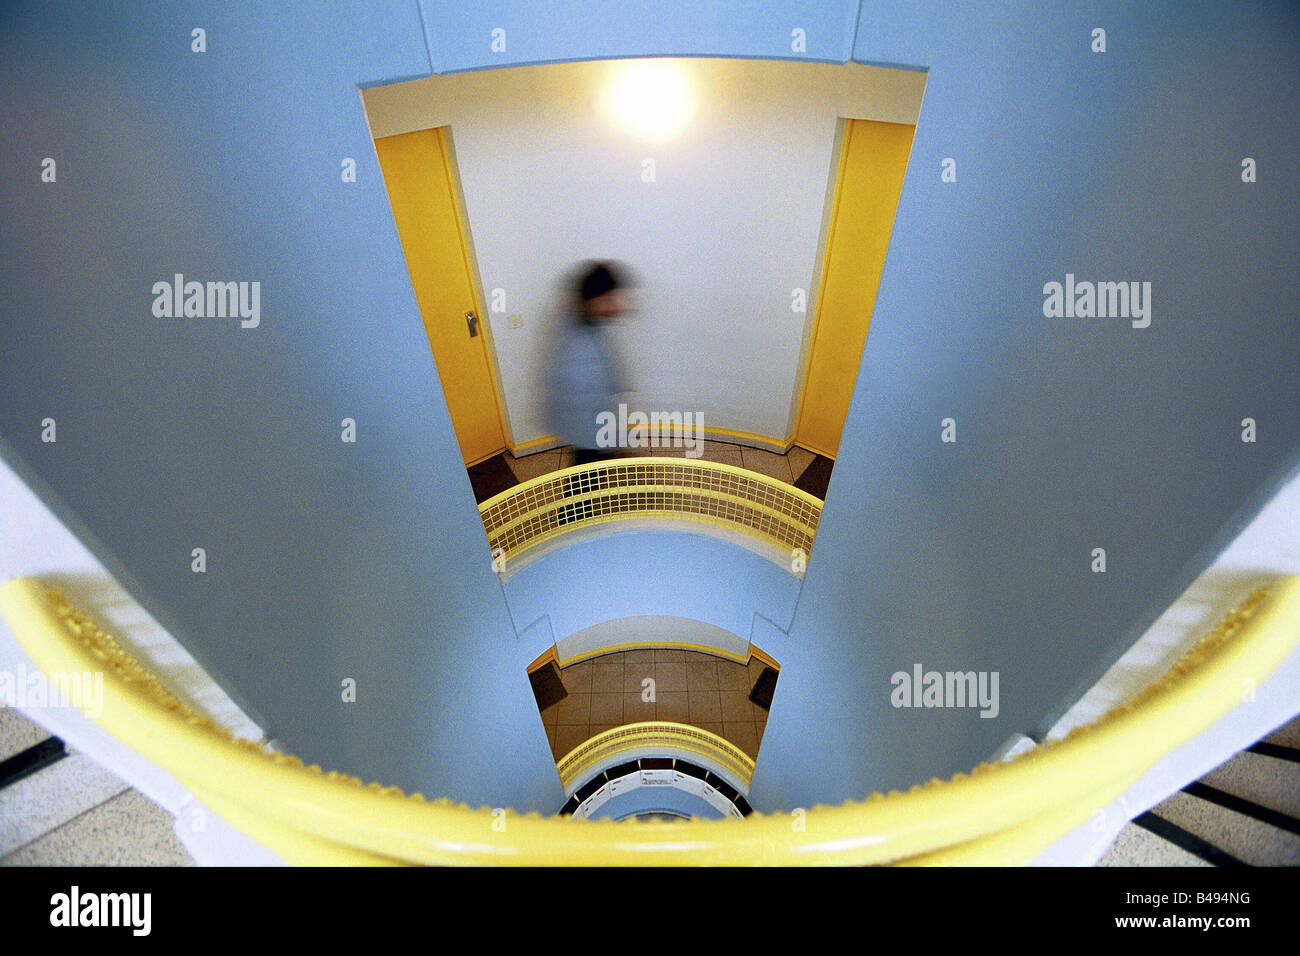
[1096,714,1300,867]
[1201,752,1300,819]
[1097,823,1213,867]
[0,751,128,855]
[1,789,192,866]
[1264,713,1300,750]
[0,705,49,761]
[0,705,193,866]
[1151,791,1300,866]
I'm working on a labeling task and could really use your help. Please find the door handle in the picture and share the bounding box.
[465,311,479,338]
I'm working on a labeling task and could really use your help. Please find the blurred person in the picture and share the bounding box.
[548,260,634,466]
[547,261,635,526]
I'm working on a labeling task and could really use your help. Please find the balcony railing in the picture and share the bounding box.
[556,721,756,792]
[4,575,1297,865]
[479,457,823,571]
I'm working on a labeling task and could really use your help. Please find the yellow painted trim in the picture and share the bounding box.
[792,118,851,454]
[509,429,796,457]
[794,118,916,457]
[555,641,748,669]
[4,576,1297,865]
[464,448,503,468]
[699,427,795,453]
[792,439,836,462]
[748,645,780,672]
[510,434,562,455]
[526,645,558,674]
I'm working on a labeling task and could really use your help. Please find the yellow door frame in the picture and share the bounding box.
[792,117,916,461]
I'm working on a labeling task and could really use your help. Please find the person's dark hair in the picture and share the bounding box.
[577,261,624,303]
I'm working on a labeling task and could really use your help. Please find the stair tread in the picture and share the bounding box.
[0,750,128,855]
[1263,713,1300,750]
[1199,752,1300,820]
[0,706,50,763]
[1097,822,1214,867]
[1,788,192,866]
[1151,790,1300,866]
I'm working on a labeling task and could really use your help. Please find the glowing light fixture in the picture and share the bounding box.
[599,59,695,141]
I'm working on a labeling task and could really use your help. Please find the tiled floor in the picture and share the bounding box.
[469,439,831,503]
[537,648,773,762]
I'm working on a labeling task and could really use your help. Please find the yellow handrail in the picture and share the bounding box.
[2,575,1297,865]
[478,457,822,568]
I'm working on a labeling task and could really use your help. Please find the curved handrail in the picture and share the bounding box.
[478,457,822,569]
[2,576,1298,865]
[556,721,756,791]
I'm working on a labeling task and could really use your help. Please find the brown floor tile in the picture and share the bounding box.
[689,691,722,723]
[653,648,687,662]
[541,704,559,728]
[624,692,656,724]
[717,661,752,691]
[701,440,743,467]
[507,449,560,483]
[622,647,655,663]
[589,693,624,725]
[554,692,591,725]
[720,690,753,723]
[696,722,725,738]
[591,661,624,693]
[557,447,577,469]
[588,723,619,739]
[561,661,593,694]
[724,721,760,759]
[740,446,793,483]
[554,724,590,758]
[654,662,688,692]
[786,445,816,481]
[686,660,719,692]
[546,724,558,753]
[655,692,690,722]
[624,665,654,694]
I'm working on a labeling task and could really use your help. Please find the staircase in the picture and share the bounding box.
[1098,714,1300,866]
[0,705,191,866]
[6,694,1297,865]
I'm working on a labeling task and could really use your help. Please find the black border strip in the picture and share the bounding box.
[560,756,753,818]
[0,736,67,791]
[1247,740,1300,763]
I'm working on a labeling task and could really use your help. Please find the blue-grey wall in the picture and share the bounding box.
[503,533,799,651]
[754,0,1300,807]
[1,1,1296,816]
